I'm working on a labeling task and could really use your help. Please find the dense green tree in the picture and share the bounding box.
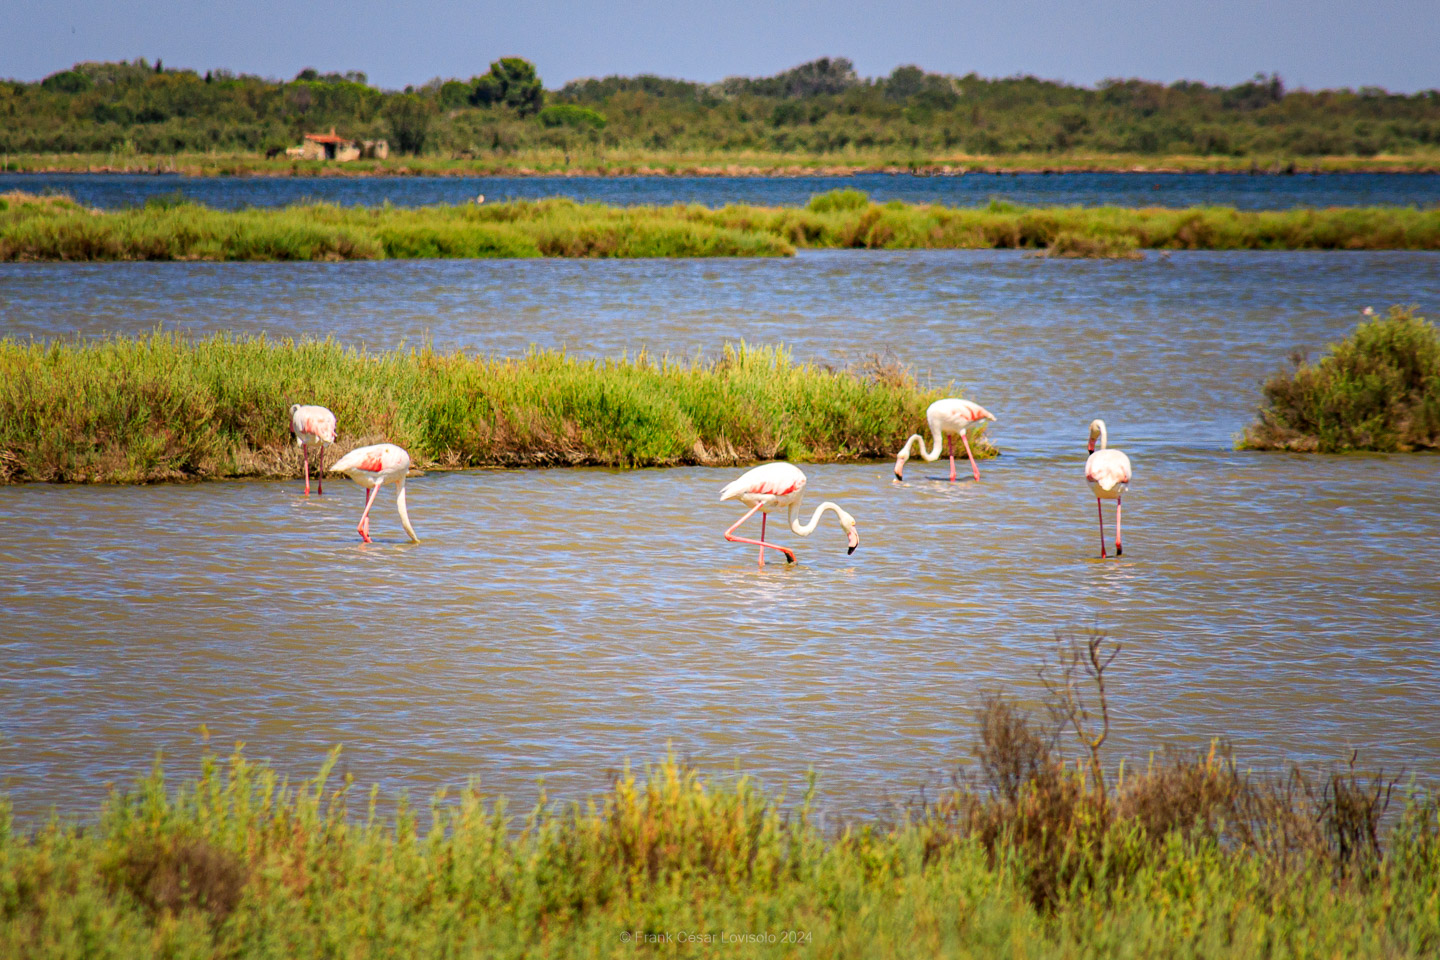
[383,94,434,154]
[1,57,1437,159]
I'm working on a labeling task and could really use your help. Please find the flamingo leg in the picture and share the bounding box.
[357,483,380,543]
[1115,495,1123,556]
[725,501,796,567]
[302,443,311,496]
[947,434,956,482]
[1096,498,1107,559]
[960,430,981,482]
[316,445,324,495]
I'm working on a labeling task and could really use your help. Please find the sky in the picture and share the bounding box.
[7,0,1438,93]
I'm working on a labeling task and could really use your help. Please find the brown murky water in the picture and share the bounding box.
[1,251,1438,819]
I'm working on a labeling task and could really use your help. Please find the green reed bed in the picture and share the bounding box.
[1244,305,1440,452]
[1,720,1435,957]
[4,190,1439,261]
[0,334,954,484]
[0,192,793,261]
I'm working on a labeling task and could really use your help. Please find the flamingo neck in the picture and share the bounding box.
[395,479,420,542]
[788,501,846,536]
[1095,422,1109,451]
[902,423,945,463]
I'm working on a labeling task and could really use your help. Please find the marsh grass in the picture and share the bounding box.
[3,190,1438,261]
[0,334,955,484]
[1244,305,1440,451]
[0,726,1435,958]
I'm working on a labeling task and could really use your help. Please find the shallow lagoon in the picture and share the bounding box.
[1,249,1437,819]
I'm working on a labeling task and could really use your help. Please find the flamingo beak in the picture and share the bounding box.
[846,527,859,554]
[1087,440,1094,453]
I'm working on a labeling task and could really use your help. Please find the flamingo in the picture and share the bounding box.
[328,443,420,543]
[289,404,337,496]
[894,398,997,482]
[1085,419,1133,558]
[720,462,859,568]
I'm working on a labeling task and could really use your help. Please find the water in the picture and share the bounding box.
[3,171,1439,211]
[1,250,1438,820]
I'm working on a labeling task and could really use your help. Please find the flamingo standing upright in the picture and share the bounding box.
[1085,419,1133,558]
[894,398,997,482]
[328,443,420,543]
[720,462,859,568]
[289,404,337,496]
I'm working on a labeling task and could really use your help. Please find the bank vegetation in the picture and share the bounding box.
[1,632,1435,958]
[0,334,960,484]
[4,190,1438,262]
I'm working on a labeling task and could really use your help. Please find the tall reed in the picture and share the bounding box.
[4,190,1438,261]
[0,334,961,484]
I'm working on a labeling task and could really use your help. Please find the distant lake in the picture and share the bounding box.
[3,171,1439,210]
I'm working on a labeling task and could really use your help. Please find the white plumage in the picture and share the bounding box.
[289,403,337,495]
[894,397,997,482]
[329,443,420,543]
[1085,419,1133,557]
[720,462,859,567]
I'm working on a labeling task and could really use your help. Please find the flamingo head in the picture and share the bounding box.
[1087,419,1106,454]
[839,509,859,554]
[893,449,909,481]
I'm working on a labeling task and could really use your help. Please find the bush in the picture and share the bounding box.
[1244,305,1440,451]
[537,104,607,130]
[806,188,870,213]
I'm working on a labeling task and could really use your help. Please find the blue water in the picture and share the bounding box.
[3,171,1439,211]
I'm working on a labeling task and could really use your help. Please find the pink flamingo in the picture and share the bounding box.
[329,443,420,543]
[720,462,859,568]
[1085,419,1133,558]
[289,404,337,495]
[894,398,997,482]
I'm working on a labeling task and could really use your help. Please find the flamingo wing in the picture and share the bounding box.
[720,462,806,502]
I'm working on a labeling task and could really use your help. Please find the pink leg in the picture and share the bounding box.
[302,443,311,496]
[947,434,956,482]
[725,502,795,567]
[1115,496,1123,556]
[960,430,981,482]
[1096,498,1107,559]
[357,484,380,543]
[316,445,324,495]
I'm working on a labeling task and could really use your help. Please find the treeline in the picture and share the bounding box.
[3,56,1439,159]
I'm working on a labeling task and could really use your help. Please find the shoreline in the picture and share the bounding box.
[5,153,1440,179]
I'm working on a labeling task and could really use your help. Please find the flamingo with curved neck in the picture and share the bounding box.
[720,462,859,568]
[1085,419,1133,558]
[894,398,997,482]
[329,443,420,543]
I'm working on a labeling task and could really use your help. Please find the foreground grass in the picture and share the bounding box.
[0,334,959,484]
[7,148,1440,177]
[1244,305,1440,451]
[4,190,1440,261]
[1,729,1435,957]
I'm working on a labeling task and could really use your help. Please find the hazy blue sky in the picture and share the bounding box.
[9,0,1438,92]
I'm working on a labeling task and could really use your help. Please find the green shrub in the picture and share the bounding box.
[537,104,607,130]
[806,188,870,213]
[1244,305,1440,451]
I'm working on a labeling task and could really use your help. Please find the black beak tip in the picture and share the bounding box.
[1116,545,1123,556]
[847,545,857,555]
[786,554,796,564]
[893,471,903,481]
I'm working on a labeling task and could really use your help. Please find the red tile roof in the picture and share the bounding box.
[304,133,353,144]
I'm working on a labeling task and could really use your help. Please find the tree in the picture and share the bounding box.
[468,58,543,115]
[383,94,435,154]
